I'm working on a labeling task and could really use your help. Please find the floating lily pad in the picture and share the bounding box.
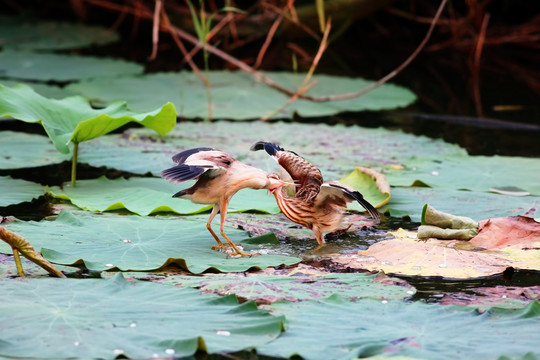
[0,15,119,50]
[0,83,176,154]
[0,50,143,82]
[384,154,540,196]
[0,274,284,359]
[0,131,70,169]
[0,211,300,273]
[383,187,539,222]
[332,228,540,279]
[74,122,466,180]
[0,80,73,99]
[47,176,281,215]
[0,176,44,207]
[258,297,540,360]
[66,71,416,119]
[158,270,415,303]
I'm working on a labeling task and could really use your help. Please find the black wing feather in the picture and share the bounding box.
[172,147,214,164]
[161,164,207,183]
[250,141,283,156]
[326,183,380,223]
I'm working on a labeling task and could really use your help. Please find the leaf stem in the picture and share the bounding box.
[71,142,79,188]
[0,226,66,278]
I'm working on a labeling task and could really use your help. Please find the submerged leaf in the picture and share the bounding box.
[0,274,284,359]
[0,211,300,273]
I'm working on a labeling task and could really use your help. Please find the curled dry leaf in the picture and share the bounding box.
[470,216,540,249]
[339,166,391,209]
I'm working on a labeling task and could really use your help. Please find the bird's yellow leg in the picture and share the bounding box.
[312,226,326,251]
[219,200,259,257]
[206,205,225,249]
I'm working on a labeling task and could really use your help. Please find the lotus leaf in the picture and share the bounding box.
[66,71,416,119]
[0,274,284,359]
[332,228,540,278]
[0,131,70,169]
[0,83,176,154]
[73,122,466,180]
[258,297,540,360]
[0,211,300,273]
[0,16,119,50]
[383,187,539,222]
[0,80,73,99]
[0,176,44,207]
[339,167,391,209]
[0,50,143,82]
[47,176,281,215]
[158,271,415,303]
[384,154,540,195]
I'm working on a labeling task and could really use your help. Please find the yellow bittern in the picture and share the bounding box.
[161,147,292,257]
[251,141,380,245]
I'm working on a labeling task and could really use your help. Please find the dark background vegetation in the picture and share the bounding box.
[3,0,540,155]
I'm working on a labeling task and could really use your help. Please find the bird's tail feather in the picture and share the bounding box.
[352,192,381,223]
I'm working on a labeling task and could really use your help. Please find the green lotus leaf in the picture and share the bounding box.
[0,50,143,82]
[383,187,539,222]
[0,80,74,99]
[0,83,176,154]
[74,122,466,179]
[66,71,416,120]
[385,154,540,195]
[158,272,415,302]
[0,15,119,50]
[0,211,300,273]
[258,297,540,360]
[47,176,281,215]
[339,167,391,209]
[0,176,44,207]
[0,274,284,359]
[0,131,70,169]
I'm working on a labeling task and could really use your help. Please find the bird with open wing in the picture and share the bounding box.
[251,141,380,246]
[161,147,292,257]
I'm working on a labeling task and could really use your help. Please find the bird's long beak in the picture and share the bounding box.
[268,177,297,194]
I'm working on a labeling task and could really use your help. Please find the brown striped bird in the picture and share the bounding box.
[161,147,293,257]
[251,141,380,246]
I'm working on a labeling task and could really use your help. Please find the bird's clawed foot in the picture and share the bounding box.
[211,242,240,251]
[212,242,260,257]
[328,224,352,237]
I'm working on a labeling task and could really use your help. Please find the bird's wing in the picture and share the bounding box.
[318,182,380,223]
[172,147,214,164]
[161,148,232,184]
[251,141,323,203]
